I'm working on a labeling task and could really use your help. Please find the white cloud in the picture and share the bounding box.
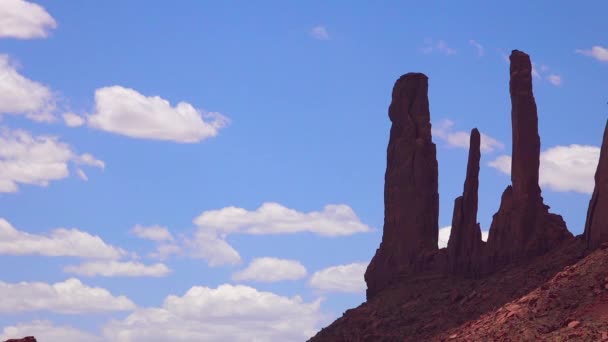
[232,257,307,282]
[488,144,600,194]
[187,230,242,266]
[531,62,541,79]
[0,128,104,192]
[0,278,135,314]
[576,46,608,62]
[0,218,126,259]
[438,225,489,249]
[76,168,88,181]
[432,119,504,153]
[309,262,367,293]
[0,0,56,39]
[547,74,562,86]
[1,321,103,342]
[87,86,229,143]
[421,39,456,56]
[189,203,371,266]
[310,25,329,40]
[0,54,55,121]
[469,39,484,56]
[64,260,171,277]
[150,243,181,260]
[132,224,173,242]
[103,284,323,342]
[62,112,85,127]
[194,202,372,237]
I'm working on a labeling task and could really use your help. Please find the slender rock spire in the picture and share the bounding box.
[584,120,608,249]
[486,50,572,267]
[364,72,439,299]
[447,128,484,276]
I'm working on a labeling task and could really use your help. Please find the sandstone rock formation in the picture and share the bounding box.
[447,128,484,276]
[485,50,572,267]
[4,337,37,342]
[584,120,608,249]
[364,72,439,299]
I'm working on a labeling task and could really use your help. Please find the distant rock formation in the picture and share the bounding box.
[447,128,484,276]
[4,337,37,342]
[364,72,439,299]
[485,50,572,268]
[584,120,608,249]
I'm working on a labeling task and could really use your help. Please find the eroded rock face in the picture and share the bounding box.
[364,72,439,299]
[584,120,608,249]
[447,129,484,276]
[485,50,572,267]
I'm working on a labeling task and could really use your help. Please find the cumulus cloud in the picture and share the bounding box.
[0,218,126,259]
[1,321,103,342]
[469,39,484,56]
[103,284,323,342]
[421,39,456,56]
[0,128,104,192]
[132,224,174,242]
[0,278,135,314]
[62,112,85,127]
[194,202,372,237]
[576,46,608,62]
[188,203,371,266]
[232,257,307,282]
[87,86,229,143]
[438,225,489,249]
[0,0,56,39]
[309,262,367,293]
[432,119,504,153]
[64,260,171,277]
[488,144,600,194]
[310,25,329,40]
[0,54,55,121]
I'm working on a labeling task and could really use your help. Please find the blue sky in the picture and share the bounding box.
[0,1,607,341]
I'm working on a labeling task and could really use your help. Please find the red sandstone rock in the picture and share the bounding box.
[364,72,439,299]
[485,50,572,267]
[584,120,608,249]
[4,337,37,342]
[447,128,484,276]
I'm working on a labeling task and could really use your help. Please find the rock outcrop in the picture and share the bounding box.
[485,50,572,268]
[584,120,608,249]
[447,128,484,276]
[364,72,439,299]
[4,337,37,342]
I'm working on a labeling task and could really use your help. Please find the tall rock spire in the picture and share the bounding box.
[447,128,484,276]
[584,120,608,249]
[486,50,572,267]
[364,73,439,299]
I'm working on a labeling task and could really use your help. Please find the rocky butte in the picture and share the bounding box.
[309,49,608,341]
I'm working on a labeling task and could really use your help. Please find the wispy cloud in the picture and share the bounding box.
[432,119,504,153]
[469,39,484,56]
[576,46,608,62]
[420,39,456,56]
[310,25,330,40]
